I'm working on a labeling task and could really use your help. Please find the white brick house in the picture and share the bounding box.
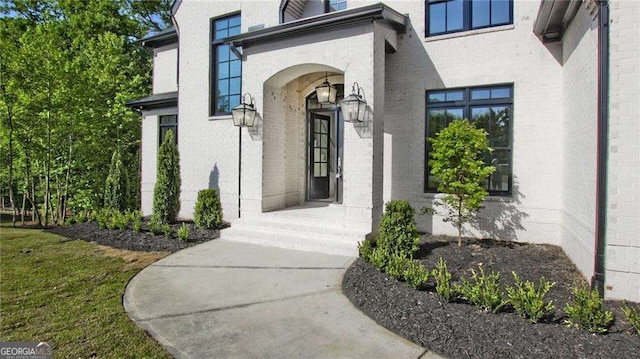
[126,0,640,302]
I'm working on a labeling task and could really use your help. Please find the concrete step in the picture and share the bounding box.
[220,221,364,257]
[233,217,368,237]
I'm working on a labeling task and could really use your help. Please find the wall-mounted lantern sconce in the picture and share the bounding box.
[341,82,367,123]
[231,93,257,128]
[315,72,337,105]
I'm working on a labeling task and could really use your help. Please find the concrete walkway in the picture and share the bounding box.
[124,239,443,359]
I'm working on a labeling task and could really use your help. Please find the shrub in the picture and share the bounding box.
[506,272,555,323]
[76,210,90,223]
[456,265,507,313]
[386,253,412,280]
[376,200,419,260]
[404,260,430,290]
[152,130,181,225]
[96,209,111,229]
[104,149,129,211]
[114,211,129,231]
[177,223,190,241]
[358,239,374,262]
[369,247,387,271]
[132,217,142,233]
[162,223,172,238]
[433,257,454,302]
[428,119,495,246]
[194,189,223,229]
[564,285,613,334]
[622,302,640,336]
[149,219,164,235]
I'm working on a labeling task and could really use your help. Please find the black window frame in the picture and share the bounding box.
[210,12,242,117]
[425,0,513,37]
[425,84,514,196]
[159,114,178,146]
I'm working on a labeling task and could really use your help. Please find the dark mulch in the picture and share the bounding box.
[343,235,640,359]
[47,221,220,253]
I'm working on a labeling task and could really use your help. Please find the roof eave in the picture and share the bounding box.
[139,27,178,48]
[125,91,178,111]
[533,0,583,43]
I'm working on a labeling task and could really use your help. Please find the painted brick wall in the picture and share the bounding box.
[381,0,564,244]
[152,43,178,94]
[173,0,246,220]
[605,0,640,301]
[560,2,598,286]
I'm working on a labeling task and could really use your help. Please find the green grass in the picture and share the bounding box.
[0,226,171,358]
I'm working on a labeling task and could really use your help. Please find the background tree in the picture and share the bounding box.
[428,119,495,246]
[152,130,180,224]
[0,0,171,225]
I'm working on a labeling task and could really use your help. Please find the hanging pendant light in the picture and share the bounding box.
[341,82,367,123]
[315,72,337,105]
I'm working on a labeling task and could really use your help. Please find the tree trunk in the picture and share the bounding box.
[21,192,26,224]
[44,104,51,227]
[60,136,72,223]
[457,196,463,247]
[25,150,41,226]
[0,62,16,226]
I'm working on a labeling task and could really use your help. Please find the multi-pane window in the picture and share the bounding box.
[426,0,512,37]
[326,0,347,12]
[159,115,178,145]
[425,85,513,195]
[212,14,241,115]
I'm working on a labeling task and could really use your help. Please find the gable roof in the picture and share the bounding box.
[227,2,407,48]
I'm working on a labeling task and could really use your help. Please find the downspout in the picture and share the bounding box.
[591,0,609,298]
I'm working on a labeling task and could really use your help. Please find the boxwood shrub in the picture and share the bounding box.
[194,189,223,229]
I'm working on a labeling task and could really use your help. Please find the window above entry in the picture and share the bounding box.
[281,0,349,23]
[426,0,513,37]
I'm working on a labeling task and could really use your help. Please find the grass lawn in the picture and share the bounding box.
[0,225,171,358]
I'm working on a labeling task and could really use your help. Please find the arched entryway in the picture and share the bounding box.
[261,66,344,212]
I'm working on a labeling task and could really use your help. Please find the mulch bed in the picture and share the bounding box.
[47,221,220,253]
[342,235,640,359]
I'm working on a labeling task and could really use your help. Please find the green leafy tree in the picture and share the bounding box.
[0,0,172,223]
[104,149,128,211]
[428,119,495,246]
[152,130,180,224]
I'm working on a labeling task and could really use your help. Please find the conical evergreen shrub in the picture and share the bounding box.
[152,130,181,224]
[104,149,129,211]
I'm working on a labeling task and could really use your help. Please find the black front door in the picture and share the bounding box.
[309,114,330,199]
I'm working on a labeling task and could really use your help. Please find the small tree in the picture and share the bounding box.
[428,119,495,246]
[104,149,128,211]
[152,130,180,224]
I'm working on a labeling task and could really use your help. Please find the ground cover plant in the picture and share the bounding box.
[343,234,640,358]
[0,225,171,358]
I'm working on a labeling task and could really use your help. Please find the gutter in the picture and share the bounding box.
[592,0,609,297]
